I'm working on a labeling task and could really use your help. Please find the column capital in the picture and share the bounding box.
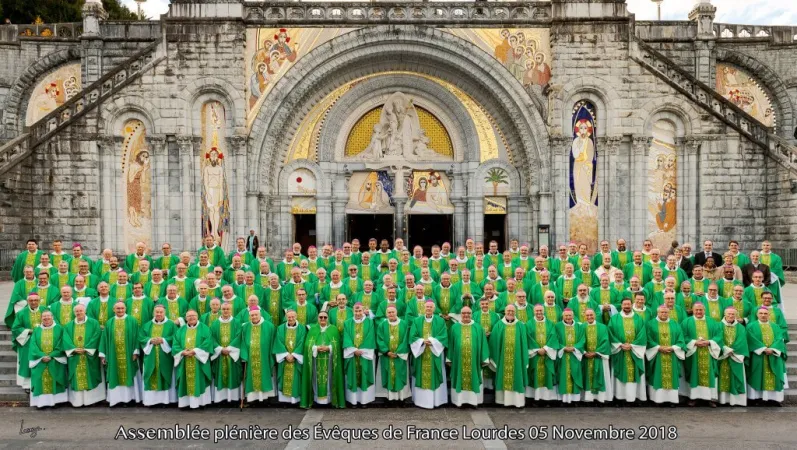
[228,135,248,156]
[632,136,652,153]
[689,1,717,39]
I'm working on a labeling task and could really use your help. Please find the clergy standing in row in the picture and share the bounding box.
[582,309,612,403]
[555,309,585,404]
[210,302,242,403]
[28,311,68,408]
[491,304,529,408]
[746,307,787,405]
[526,304,558,403]
[100,302,141,406]
[375,305,411,403]
[172,310,213,408]
[681,302,721,407]
[609,298,647,403]
[447,306,490,407]
[274,310,306,405]
[409,301,448,409]
[301,310,345,408]
[718,307,749,406]
[140,304,177,406]
[645,306,686,406]
[343,303,375,406]
[63,304,105,406]
[12,293,45,390]
[241,307,277,403]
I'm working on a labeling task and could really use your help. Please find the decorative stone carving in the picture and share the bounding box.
[355,92,450,162]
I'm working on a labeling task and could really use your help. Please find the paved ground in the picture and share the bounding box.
[0,281,795,449]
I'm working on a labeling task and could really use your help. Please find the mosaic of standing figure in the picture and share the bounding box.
[121,119,152,253]
[201,101,231,248]
[569,101,598,253]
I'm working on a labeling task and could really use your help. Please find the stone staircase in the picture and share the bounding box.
[0,40,165,178]
[786,323,797,401]
[0,325,27,403]
[631,38,797,175]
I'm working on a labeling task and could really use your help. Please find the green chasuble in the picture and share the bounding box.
[140,319,177,392]
[645,319,686,391]
[29,324,67,398]
[49,300,77,327]
[682,316,722,390]
[342,317,376,393]
[746,320,787,393]
[301,324,345,409]
[448,321,489,394]
[274,323,308,399]
[189,296,210,318]
[405,296,440,321]
[718,321,749,398]
[201,310,221,327]
[144,281,166,302]
[583,321,610,394]
[376,318,410,393]
[209,318,243,391]
[33,284,61,307]
[375,300,407,326]
[197,245,226,268]
[12,250,41,282]
[287,301,318,328]
[99,315,140,389]
[489,318,529,394]
[110,283,133,303]
[87,297,113,329]
[172,323,214,398]
[589,288,621,325]
[156,297,189,326]
[11,306,46,381]
[760,252,786,287]
[554,276,578,302]
[526,318,559,389]
[554,322,585,396]
[167,277,197,303]
[568,298,594,324]
[607,313,647,383]
[329,307,353,335]
[5,277,38,327]
[240,319,277,396]
[63,317,103,393]
[409,315,448,391]
[125,296,155,327]
[263,287,285,327]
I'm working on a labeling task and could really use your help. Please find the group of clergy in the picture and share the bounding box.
[5,235,789,409]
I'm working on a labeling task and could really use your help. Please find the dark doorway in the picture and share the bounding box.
[293,215,317,251]
[408,215,453,255]
[347,214,394,247]
[483,214,507,251]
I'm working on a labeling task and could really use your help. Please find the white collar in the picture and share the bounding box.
[74,317,87,325]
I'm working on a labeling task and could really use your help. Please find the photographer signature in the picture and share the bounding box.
[19,420,45,438]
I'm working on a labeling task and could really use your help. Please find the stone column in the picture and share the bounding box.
[632,137,652,245]
[548,136,569,246]
[229,135,248,238]
[689,1,718,86]
[604,136,622,242]
[261,195,274,254]
[507,195,521,245]
[392,169,408,243]
[316,194,332,246]
[449,167,465,247]
[80,0,107,84]
[147,135,167,250]
[97,136,116,249]
[331,200,347,246]
[247,190,259,237]
[684,137,701,244]
[177,136,194,251]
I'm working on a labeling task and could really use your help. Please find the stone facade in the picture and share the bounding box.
[0,0,795,259]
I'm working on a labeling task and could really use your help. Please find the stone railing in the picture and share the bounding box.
[0,41,164,177]
[769,134,797,174]
[714,23,797,44]
[241,2,552,24]
[0,23,83,42]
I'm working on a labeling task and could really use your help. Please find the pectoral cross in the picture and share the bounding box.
[187,337,192,344]
[288,340,294,347]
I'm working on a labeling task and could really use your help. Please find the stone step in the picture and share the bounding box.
[0,386,27,403]
[788,363,797,375]
[786,389,797,401]
[0,373,16,387]
[0,361,16,372]
[0,351,16,362]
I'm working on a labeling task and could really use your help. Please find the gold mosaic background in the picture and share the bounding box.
[345,105,454,158]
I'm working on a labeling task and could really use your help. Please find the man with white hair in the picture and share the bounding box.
[746,307,787,406]
[491,304,529,408]
[11,293,47,390]
[409,300,448,409]
[681,302,721,407]
[342,303,375,407]
[275,310,307,405]
[717,307,749,406]
[241,306,277,403]
[173,310,213,408]
[29,310,68,408]
[49,285,77,326]
[646,306,686,406]
[140,304,176,406]
[100,301,142,406]
[63,303,104,406]
[210,302,242,403]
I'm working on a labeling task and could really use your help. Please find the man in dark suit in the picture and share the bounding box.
[742,250,772,286]
[693,240,723,267]
[246,229,259,256]
[675,247,694,278]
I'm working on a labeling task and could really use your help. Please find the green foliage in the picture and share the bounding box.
[1,0,139,24]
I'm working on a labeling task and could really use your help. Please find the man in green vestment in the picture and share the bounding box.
[100,302,142,406]
[288,289,318,328]
[447,306,489,407]
[342,304,376,406]
[681,302,722,406]
[746,307,787,405]
[12,240,42,282]
[87,282,113,330]
[555,309,585,403]
[28,311,68,408]
[760,241,786,287]
[33,271,60,307]
[124,242,153,274]
[608,298,648,403]
[241,307,277,402]
[49,286,76,328]
[125,282,154,327]
[375,305,411,403]
[155,242,180,273]
[262,274,286,326]
[581,309,612,403]
[409,300,448,409]
[62,304,105,406]
[301,311,345,408]
[140,304,177,406]
[210,302,242,403]
[144,269,167,302]
[172,310,213,408]
[645,306,687,405]
[156,284,189,328]
[375,286,407,326]
[12,293,46,390]
[201,298,222,327]
[717,307,749,406]
[525,304,558,403]
[5,266,38,328]
[329,294,354,334]
[198,235,226,267]
[489,305,529,407]
[727,285,752,325]
[274,310,307,405]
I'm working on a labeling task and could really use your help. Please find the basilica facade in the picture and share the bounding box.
[0,0,795,256]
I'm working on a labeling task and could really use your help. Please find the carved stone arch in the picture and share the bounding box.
[102,95,161,135]
[4,47,81,136]
[638,100,704,137]
[278,159,330,197]
[316,74,478,163]
[469,159,523,199]
[555,79,620,137]
[247,25,550,196]
[181,77,245,134]
[715,47,795,136]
